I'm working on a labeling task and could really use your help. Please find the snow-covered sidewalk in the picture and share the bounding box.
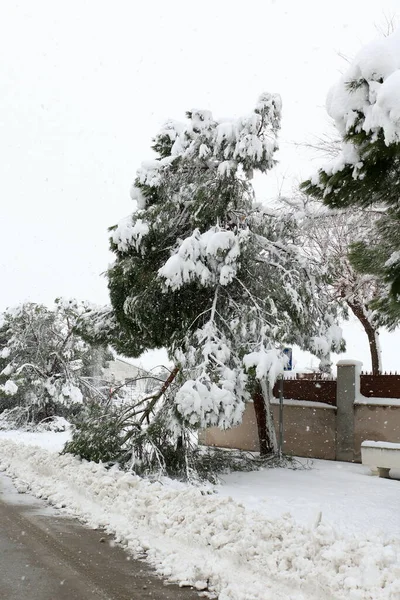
[0,434,399,600]
[218,460,400,539]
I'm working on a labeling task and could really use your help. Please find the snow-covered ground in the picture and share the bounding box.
[219,461,400,539]
[0,431,399,600]
[0,428,70,452]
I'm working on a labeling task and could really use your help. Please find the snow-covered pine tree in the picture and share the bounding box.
[97,93,342,455]
[0,299,111,422]
[302,28,400,326]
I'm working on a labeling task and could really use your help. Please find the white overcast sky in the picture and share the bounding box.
[1,0,399,371]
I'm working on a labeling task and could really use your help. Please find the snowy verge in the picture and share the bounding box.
[0,441,399,600]
[0,428,70,452]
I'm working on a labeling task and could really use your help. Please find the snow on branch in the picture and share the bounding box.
[158,227,248,290]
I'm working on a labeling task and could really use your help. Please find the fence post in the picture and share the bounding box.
[336,360,362,462]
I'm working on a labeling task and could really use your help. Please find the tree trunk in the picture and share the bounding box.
[253,381,277,456]
[318,353,332,374]
[260,378,278,454]
[347,300,382,375]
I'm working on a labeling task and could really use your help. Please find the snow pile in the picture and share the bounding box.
[35,416,71,433]
[0,440,399,600]
[0,429,70,451]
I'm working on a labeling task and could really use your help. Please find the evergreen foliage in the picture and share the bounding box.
[302,29,400,324]
[63,403,123,463]
[83,93,343,445]
[63,399,297,483]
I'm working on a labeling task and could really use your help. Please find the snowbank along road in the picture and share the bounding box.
[0,439,400,600]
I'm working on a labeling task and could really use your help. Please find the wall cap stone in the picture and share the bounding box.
[271,398,336,410]
[355,396,400,407]
[337,359,363,367]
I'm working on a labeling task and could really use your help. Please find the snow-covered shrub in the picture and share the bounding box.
[0,300,112,423]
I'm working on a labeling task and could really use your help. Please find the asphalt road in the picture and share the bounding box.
[0,475,201,600]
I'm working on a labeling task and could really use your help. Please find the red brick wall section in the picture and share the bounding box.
[360,374,400,398]
[273,377,337,406]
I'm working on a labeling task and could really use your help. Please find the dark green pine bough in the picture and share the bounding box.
[302,31,400,328]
